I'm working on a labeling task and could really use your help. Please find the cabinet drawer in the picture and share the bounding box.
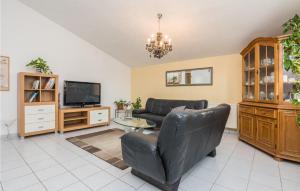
[239,105,254,114]
[25,105,55,114]
[25,113,55,124]
[90,109,109,125]
[255,108,277,118]
[25,121,55,133]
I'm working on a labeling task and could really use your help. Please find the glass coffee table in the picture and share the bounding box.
[113,117,156,133]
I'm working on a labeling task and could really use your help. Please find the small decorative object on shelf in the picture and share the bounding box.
[44,78,55,89]
[28,91,39,102]
[26,57,52,74]
[32,80,40,89]
[124,102,133,119]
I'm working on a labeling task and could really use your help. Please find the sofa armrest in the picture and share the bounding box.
[132,109,147,114]
[121,132,166,183]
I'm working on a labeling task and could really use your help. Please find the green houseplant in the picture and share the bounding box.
[282,14,300,124]
[26,57,52,74]
[114,99,127,110]
[132,97,142,110]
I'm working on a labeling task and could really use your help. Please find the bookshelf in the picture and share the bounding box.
[18,72,59,138]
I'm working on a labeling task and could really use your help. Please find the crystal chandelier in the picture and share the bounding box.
[146,13,172,59]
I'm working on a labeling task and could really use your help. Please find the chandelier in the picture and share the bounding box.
[146,13,172,59]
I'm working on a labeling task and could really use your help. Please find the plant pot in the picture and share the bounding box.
[117,105,124,110]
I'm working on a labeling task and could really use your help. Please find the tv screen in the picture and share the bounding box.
[64,81,101,106]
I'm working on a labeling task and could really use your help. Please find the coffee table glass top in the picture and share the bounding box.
[113,117,156,129]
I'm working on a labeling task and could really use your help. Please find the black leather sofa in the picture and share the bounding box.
[121,104,231,191]
[132,98,208,126]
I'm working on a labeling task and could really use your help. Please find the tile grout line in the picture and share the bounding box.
[278,161,284,191]
[31,135,94,191]
[51,131,140,190]
[208,140,239,191]
[7,139,49,191]
[35,132,135,191]
[245,149,256,191]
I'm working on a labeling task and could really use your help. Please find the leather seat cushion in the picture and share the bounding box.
[133,113,164,126]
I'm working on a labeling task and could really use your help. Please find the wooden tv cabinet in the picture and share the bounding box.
[59,106,111,133]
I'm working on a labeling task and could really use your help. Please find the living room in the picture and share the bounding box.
[0,0,300,191]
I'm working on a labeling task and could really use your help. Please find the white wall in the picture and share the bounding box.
[0,0,131,135]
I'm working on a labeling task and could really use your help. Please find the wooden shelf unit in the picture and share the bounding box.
[18,72,59,138]
[59,107,110,133]
[238,37,300,163]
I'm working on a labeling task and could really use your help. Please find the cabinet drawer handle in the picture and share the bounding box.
[98,113,102,115]
[38,126,44,128]
[38,118,44,120]
[38,109,44,112]
[98,119,102,121]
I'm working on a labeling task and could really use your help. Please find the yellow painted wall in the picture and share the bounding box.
[131,54,242,106]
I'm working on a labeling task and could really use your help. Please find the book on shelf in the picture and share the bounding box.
[44,78,55,89]
[28,92,39,102]
[31,80,40,89]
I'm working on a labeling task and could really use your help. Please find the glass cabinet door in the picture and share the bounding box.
[243,48,256,100]
[282,52,300,102]
[258,45,275,102]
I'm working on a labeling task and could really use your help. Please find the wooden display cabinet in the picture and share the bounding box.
[239,37,300,163]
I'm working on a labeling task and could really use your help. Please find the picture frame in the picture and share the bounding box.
[0,56,10,91]
[166,67,213,87]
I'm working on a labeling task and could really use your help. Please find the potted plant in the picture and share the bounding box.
[114,99,127,110]
[26,57,52,74]
[132,97,142,110]
[282,14,300,124]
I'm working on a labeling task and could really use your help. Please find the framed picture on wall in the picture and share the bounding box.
[0,56,10,91]
[166,67,213,86]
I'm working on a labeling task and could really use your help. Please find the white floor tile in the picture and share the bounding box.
[61,157,89,170]
[35,164,66,180]
[60,182,90,191]
[22,183,47,191]
[280,164,300,183]
[211,184,233,191]
[99,179,135,191]
[247,180,281,191]
[0,166,32,182]
[71,164,101,179]
[28,158,58,171]
[105,165,129,177]
[216,172,248,191]
[82,171,115,190]
[282,179,300,191]
[250,171,282,190]
[42,172,78,191]
[180,175,213,191]
[190,166,220,182]
[2,173,39,191]
[120,172,145,188]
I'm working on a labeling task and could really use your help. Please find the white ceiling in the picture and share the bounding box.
[19,0,300,67]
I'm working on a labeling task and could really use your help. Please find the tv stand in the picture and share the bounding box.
[59,106,110,133]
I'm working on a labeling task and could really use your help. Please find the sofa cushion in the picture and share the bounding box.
[133,113,164,126]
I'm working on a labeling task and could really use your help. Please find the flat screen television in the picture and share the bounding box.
[64,81,101,107]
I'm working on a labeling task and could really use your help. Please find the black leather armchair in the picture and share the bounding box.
[133,98,208,127]
[121,104,231,191]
